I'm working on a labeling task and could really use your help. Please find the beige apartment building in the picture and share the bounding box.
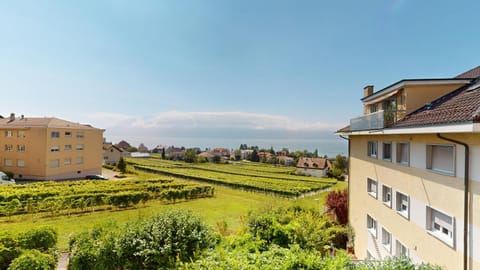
[0,114,104,180]
[337,66,480,270]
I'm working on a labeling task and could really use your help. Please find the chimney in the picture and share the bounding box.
[9,113,15,121]
[363,85,374,97]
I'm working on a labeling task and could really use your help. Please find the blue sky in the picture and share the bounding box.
[1,1,479,154]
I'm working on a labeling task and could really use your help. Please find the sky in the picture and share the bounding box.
[1,0,479,156]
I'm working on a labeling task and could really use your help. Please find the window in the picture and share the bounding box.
[370,104,378,113]
[426,206,454,247]
[395,240,409,257]
[76,132,84,139]
[76,157,83,164]
[427,145,455,175]
[17,145,25,152]
[64,158,71,165]
[76,145,84,151]
[396,192,409,219]
[51,131,60,138]
[17,131,25,138]
[383,142,392,161]
[50,159,60,168]
[367,215,377,238]
[382,185,392,208]
[5,130,13,137]
[367,178,378,198]
[4,159,13,167]
[4,144,13,152]
[64,145,72,150]
[368,141,377,158]
[17,160,25,167]
[382,228,392,253]
[396,143,409,165]
[65,131,72,137]
[50,146,60,152]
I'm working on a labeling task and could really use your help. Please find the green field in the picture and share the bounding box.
[128,157,338,196]
[0,160,347,251]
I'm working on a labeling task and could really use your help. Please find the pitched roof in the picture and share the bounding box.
[0,117,101,130]
[393,81,480,128]
[455,66,480,79]
[296,157,329,170]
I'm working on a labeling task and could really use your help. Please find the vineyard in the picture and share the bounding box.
[0,176,214,217]
[127,157,337,197]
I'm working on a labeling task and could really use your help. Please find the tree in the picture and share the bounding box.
[325,190,348,225]
[333,154,347,172]
[117,157,127,174]
[8,249,56,270]
[126,146,138,153]
[269,146,275,155]
[2,199,21,219]
[250,149,260,162]
[161,148,166,159]
[183,150,197,163]
[212,155,222,164]
[313,149,319,158]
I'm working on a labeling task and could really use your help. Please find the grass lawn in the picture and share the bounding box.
[0,172,347,251]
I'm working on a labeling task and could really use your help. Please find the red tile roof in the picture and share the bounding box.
[455,66,480,79]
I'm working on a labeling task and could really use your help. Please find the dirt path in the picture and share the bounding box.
[57,252,69,270]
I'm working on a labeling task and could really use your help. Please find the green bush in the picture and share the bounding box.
[18,227,57,251]
[69,209,213,270]
[7,249,55,270]
[0,233,20,269]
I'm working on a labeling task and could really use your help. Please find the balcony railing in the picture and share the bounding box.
[350,110,406,131]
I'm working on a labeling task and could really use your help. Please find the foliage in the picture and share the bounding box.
[0,233,20,270]
[69,209,213,270]
[330,155,347,180]
[325,190,348,225]
[183,150,198,163]
[1,199,22,219]
[116,157,127,173]
[7,249,56,270]
[249,149,260,162]
[18,227,57,251]
[212,155,222,164]
[129,158,337,197]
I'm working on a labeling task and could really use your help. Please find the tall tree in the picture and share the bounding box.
[117,157,127,173]
[250,149,260,162]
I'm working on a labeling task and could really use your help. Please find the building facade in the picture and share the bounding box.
[337,66,480,270]
[0,114,104,180]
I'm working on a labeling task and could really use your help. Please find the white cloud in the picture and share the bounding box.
[87,111,342,132]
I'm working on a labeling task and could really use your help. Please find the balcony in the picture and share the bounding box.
[350,110,406,131]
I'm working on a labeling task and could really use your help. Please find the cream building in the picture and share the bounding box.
[0,114,104,180]
[337,66,480,270]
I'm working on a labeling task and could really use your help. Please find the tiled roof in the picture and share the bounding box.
[393,81,480,128]
[336,125,351,133]
[296,157,329,169]
[455,66,480,79]
[0,117,101,130]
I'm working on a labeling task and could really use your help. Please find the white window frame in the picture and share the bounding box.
[367,215,377,238]
[382,228,392,253]
[50,146,60,152]
[50,159,60,168]
[4,159,13,167]
[17,145,25,152]
[76,132,84,139]
[396,191,410,219]
[426,144,455,176]
[396,142,410,166]
[64,158,72,165]
[395,240,409,258]
[76,145,84,151]
[4,144,13,152]
[51,131,60,138]
[367,178,378,199]
[5,130,13,137]
[17,131,25,138]
[367,141,378,158]
[426,206,455,248]
[17,160,25,167]
[65,145,72,150]
[382,142,392,161]
[382,185,392,208]
[76,157,83,164]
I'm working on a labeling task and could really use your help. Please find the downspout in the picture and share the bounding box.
[436,133,469,270]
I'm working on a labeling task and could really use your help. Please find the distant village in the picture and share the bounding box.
[103,140,347,178]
